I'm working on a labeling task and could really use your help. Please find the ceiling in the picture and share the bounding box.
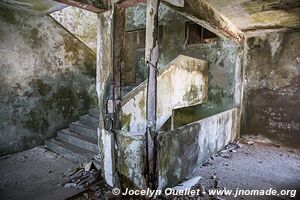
[0,0,299,34]
[205,0,300,32]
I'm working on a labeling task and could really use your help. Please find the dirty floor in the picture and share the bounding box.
[0,146,81,200]
[69,141,300,200]
[0,142,299,200]
[191,140,300,200]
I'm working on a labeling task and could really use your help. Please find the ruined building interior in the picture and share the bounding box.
[0,0,299,199]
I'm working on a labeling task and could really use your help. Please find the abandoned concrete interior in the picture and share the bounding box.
[0,0,299,199]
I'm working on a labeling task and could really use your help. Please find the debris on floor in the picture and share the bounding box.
[64,140,300,200]
[172,176,202,191]
[63,161,101,190]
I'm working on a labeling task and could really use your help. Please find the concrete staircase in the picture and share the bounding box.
[45,56,208,166]
[45,108,99,164]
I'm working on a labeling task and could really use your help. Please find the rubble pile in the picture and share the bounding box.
[63,161,100,190]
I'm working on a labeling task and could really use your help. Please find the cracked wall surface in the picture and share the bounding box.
[0,8,97,155]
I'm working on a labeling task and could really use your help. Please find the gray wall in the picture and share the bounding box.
[242,30,300,147]
[0,8,97,155]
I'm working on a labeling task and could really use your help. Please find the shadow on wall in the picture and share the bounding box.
[243,31,300,148]
[0,8,97,156]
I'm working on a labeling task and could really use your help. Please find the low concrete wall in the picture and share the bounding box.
[115,132,147,189]
[157,108,238,189]
[115,108,237,189]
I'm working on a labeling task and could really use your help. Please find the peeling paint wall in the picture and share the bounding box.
[51,6,97,52]
[0,8,97,156]
[243,30,300,147]
[124,4,241,128]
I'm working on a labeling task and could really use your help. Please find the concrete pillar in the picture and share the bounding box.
[96,5,125,187]
[145,0,160,189]
[96,10,115,187]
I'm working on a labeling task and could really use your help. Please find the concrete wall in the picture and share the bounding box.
[157,108,237,189]
[242,30,300,147]
[125,4,241,128]
[0,8,97,156]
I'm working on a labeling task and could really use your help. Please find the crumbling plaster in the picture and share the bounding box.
[0,8,97,155]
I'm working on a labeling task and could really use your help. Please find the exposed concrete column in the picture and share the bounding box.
[96,10,115,187]
[145,0,160,189]
[96,5,125,187]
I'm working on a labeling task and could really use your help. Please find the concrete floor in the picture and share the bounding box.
[192,141,300,200]
[0,141,299,200]
[0,146,81,200]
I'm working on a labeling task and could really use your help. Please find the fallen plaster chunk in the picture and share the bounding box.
[172,176,202,191]
[84,161,96,172]
[63,164,100,190]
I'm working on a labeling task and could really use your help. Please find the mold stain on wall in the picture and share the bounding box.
[0,7,97,155]
[243,30,300,147]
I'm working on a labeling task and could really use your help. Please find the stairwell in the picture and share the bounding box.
[44,8,100,164]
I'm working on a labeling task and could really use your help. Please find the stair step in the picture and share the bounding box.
[79,115,99,129]
[69,121,97,139]
[45,139,95,163]
[89,108,99,117]
[57,129,98,153]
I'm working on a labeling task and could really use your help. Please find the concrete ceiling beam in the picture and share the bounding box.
[163,0,245,43]
[114,0,184,8]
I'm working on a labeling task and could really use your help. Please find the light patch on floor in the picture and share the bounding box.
[0,146,80,200]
